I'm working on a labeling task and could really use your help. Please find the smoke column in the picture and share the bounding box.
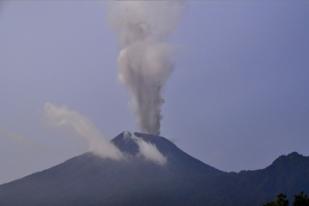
[109,1,184,135]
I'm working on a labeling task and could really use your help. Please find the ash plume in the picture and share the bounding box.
[108,1,184,135]
[135,137,167,165]
[43,103,167,164]
[43,102,124,160]
[123,131,167,165]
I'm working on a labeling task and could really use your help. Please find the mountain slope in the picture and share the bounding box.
[0,132,308,206]
[226,152,309,205]
[0,132,224,206]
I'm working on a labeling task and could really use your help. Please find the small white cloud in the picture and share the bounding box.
[133,135,167,165]
[43,102,124,160]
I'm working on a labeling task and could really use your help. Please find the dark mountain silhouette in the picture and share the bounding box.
[0,132,308,206]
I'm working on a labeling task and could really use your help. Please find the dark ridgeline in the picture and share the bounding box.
[0,132,308,206]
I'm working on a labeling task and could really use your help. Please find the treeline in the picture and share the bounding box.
[264,192,309,206]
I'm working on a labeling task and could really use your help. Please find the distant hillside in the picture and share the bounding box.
[0,132,308,206]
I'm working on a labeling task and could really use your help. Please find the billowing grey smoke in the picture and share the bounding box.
[109,1,184,135]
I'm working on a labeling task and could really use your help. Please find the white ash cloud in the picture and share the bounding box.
[43,102,124,160]
[43,103,166,165]
[108,1,184,135]
[128,133,167,165]
[136,138,167,165]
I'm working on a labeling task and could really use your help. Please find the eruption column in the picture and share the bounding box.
[109,1,184,135]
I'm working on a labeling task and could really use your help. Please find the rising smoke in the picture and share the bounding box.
[108,1,184,135]
[123,131,167,165]
[135,136,167,165]
[44,102,124,160]
[43,102,167,164]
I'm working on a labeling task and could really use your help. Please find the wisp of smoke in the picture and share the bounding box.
[123,132,167,165]
[43,102,124,160]
[135,137,167,165]
[43,103,166,164]
[108,1,184,135]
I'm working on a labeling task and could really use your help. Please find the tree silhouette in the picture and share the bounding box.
[293,192,309,206]
[264,192,309,206]
[264,193,289,206]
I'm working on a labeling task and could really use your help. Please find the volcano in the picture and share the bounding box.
[0,132,308,206]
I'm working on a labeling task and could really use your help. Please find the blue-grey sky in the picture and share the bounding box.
[0,0,308,184]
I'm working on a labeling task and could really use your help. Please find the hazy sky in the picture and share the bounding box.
[0,0,308,184]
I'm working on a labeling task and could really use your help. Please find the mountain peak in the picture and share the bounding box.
[274,152,306,162]
[112,131,140,155]
[286,152,304,158]
[269,152,308,170]
[112,131,177,156]
[111,131,222,175]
